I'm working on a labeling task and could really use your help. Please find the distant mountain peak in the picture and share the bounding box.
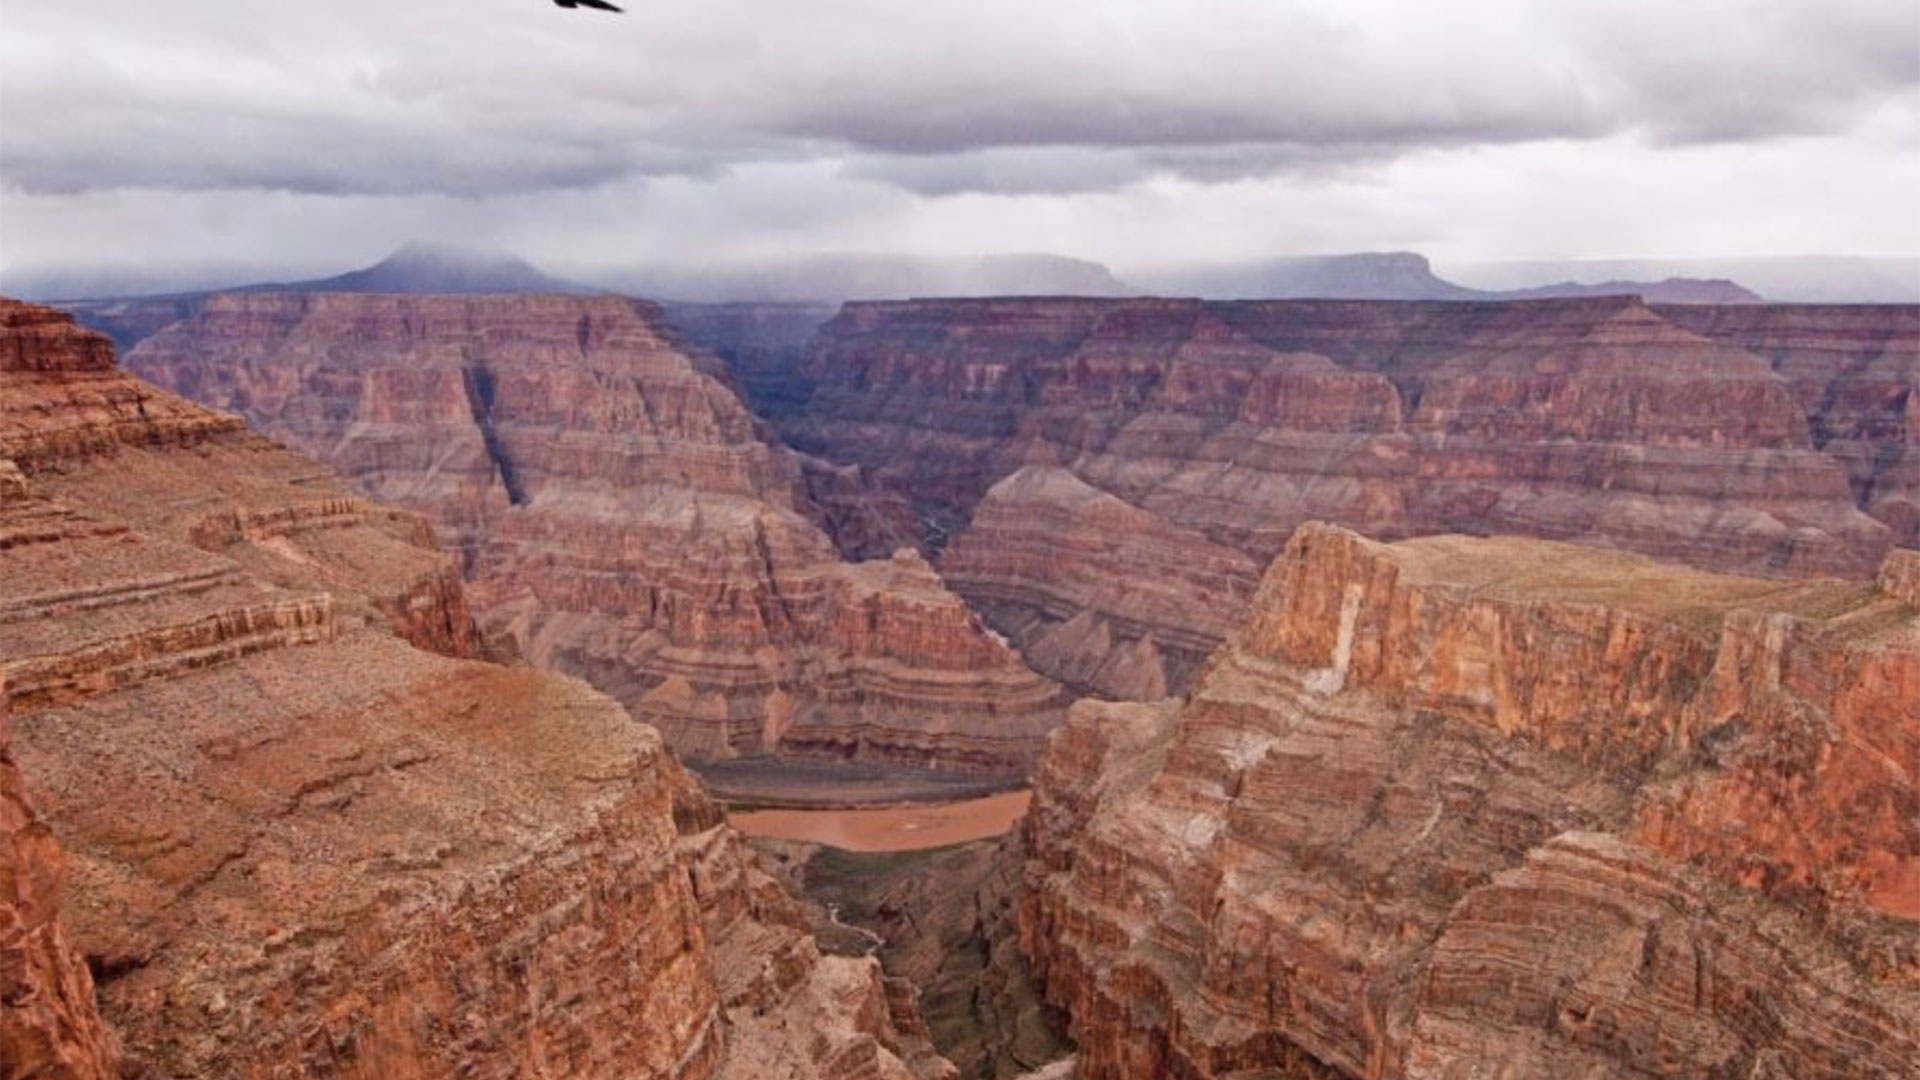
[1496,276,1764,304]
[380,240,530,269]
[276,242,593,296]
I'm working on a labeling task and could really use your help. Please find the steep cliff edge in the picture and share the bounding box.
[2,299,955,1078]
[941,467,1261,699]
[126,293,1065,791]
[1657,302,1920,547]
[2,674,120,1080]
[785,297,1897,701]
[759,836,1073,1080]
[1021,523,1918,1078]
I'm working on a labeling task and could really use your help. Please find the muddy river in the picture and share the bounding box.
[729,790,1033,852]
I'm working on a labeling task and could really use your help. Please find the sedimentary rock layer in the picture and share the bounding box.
[941,467,1261,699]
[775,297,1903,697]
[1,674,120,1080]
[2,299,956,1079]
[764,836,1073,1080]
[1020,522,1920,1079]
[796,296,1890,574]
[1657,302,1920,546]
[126,292,1065,784]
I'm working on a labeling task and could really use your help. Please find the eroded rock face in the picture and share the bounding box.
[1020,523,1919,1079]
[126,293,1065,787]
[941,467,1260,699]
[679,785,960,1080]
[1657,302,1920,547]
[1,298,716,1076]
[1,299,956,1079]
[781,297,1900,700]
[760,835,1073,1080]
[1,675,119,1080]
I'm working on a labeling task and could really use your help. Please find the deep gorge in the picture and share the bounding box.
[3,290,1914,1078]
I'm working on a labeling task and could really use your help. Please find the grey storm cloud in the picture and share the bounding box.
[2,0,1915,200]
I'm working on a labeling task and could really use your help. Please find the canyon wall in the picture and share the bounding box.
[940,467,1261,700]
[763,835,1073,1080]
[1657,302,1920,547]
[0,299,955,1079]
[2,672,120,1079]
[1020,523,1919,1078]
[781,296,1902,695]
[661,302,838,421]
[125,293,1065,790]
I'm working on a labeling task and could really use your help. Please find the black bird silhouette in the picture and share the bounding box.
[554,0,624,11]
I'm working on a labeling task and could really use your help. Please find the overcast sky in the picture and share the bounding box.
[2,0,1916,279]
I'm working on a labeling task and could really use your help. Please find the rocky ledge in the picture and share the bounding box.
[1021,522,1918,1078]
[126,292,1066,792]
[772,297,1904,702]
[1,299,955,1078]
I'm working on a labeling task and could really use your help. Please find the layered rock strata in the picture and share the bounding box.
[782,297,1902,697]
[1657,302,1920,546]
[1,674,120,1080]
[763,836,1073,1080]
[659,302,925,562]
[1021,523,1919,1078]
[126,293,1065,786]
[797,297,1888,575]
[1,299,955,1078]
[941,467,1260,699]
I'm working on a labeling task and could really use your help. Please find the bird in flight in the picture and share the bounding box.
[554,0,624,11]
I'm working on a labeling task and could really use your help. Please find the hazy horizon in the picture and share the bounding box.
[3,0,1917,281]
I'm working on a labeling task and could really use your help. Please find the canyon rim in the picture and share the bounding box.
[6,0,1920,1077]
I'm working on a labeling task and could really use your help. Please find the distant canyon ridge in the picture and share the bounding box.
[106,269,1915,768]
[6,268,1915,1079]
[37,241,1920,308]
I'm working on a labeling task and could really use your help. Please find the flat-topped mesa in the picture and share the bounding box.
[1244,522,1835,772]
[1252,524,1918,907]
[0,300,481,661]
[2,301,117,373]
[941,466,1263,698]
[1633,547,1920,919]
[128,291,1067,789]
[1021,523,1919,1080]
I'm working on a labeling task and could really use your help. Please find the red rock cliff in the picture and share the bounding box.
[941,466,1261,699]
[1,299,956,1079]
[1658,302,1920,547]
[1020,523,1919,1079]
[2,673,119,1080]
[788,297,1898,696]
[126,293,1066,788]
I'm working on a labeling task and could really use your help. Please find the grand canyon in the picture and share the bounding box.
[3,272,1914,1078]
[4,4,1918,1074]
